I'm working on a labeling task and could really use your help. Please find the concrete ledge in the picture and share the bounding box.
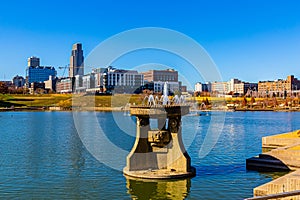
[246,129,300,198]
[253,170,300,197]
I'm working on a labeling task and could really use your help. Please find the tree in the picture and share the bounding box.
[0,82,8,94]
[273,97,278,107]
[242,97,247,107]
[205,97,210,105]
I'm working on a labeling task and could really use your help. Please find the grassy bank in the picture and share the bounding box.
[0,94,142,109]
[0,94,72,107]
[0,94,299,111]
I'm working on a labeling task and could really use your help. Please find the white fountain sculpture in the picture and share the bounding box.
[162,82,170,105]
[155,96,160,105]
[142,96,149,106]
[148,94,156,106]
[179,95,185,104]
[142,82,187,106]
[173,95,180,104]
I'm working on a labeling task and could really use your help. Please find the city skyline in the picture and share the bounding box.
[0,1,300,83]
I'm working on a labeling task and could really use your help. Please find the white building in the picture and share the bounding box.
[153,81,181,94]
[195,82,211,93]
[103,66,144,93]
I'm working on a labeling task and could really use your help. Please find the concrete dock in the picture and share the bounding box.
[247,130,300,199]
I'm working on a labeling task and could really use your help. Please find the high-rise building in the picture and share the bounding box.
[26,56,56,85]
[69,43,84,77]
[27,66,57,84]
[28,56,40,67]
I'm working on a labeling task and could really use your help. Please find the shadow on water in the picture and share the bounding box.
[126,176,191,200]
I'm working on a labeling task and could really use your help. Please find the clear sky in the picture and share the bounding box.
[0,0,300,84]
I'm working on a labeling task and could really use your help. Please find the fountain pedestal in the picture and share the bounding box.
[123,105,195,179]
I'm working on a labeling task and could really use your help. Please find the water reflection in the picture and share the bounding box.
[126,176,191,200]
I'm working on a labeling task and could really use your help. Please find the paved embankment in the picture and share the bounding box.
[248,130,300,199]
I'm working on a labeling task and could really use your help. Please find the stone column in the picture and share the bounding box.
[167,116,191,172]
[126,116,157,171]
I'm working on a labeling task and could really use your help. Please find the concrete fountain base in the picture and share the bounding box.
[123,104,195,180]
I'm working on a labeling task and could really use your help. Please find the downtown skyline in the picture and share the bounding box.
[0,0,300,83]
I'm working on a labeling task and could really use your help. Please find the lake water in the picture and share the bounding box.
[0,111,300,199]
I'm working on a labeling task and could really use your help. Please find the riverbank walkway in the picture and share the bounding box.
[247,130,300,199]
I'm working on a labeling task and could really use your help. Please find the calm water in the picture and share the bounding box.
[0,111,300,199]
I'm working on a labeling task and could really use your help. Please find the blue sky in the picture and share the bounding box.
[0,0,300,84]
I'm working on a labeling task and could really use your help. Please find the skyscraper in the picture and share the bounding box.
[69,43,84,77]
[28,56,40,67]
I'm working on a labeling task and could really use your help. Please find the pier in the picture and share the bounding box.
[246,130,300,198]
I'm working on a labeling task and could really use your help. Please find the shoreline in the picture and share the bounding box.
[246,130,300,199]
[1,106,300,112]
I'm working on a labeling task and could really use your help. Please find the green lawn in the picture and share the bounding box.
[0,94,72,107]
[0,94,142,108]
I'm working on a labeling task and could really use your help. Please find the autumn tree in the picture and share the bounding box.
[242,97,247,107]
[0,82,8,94]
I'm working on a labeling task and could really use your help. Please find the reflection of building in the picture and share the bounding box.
[69,43,84,77]
[12,75,25,88]
[126,177,191,200]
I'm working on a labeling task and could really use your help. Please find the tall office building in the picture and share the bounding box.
[69,43,84,77]
[27,66,56,84]
[26,56,56,84]
[28,56,40,67]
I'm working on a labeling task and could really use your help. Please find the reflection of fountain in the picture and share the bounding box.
[124,82,195,179]
[126,176,191,199]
